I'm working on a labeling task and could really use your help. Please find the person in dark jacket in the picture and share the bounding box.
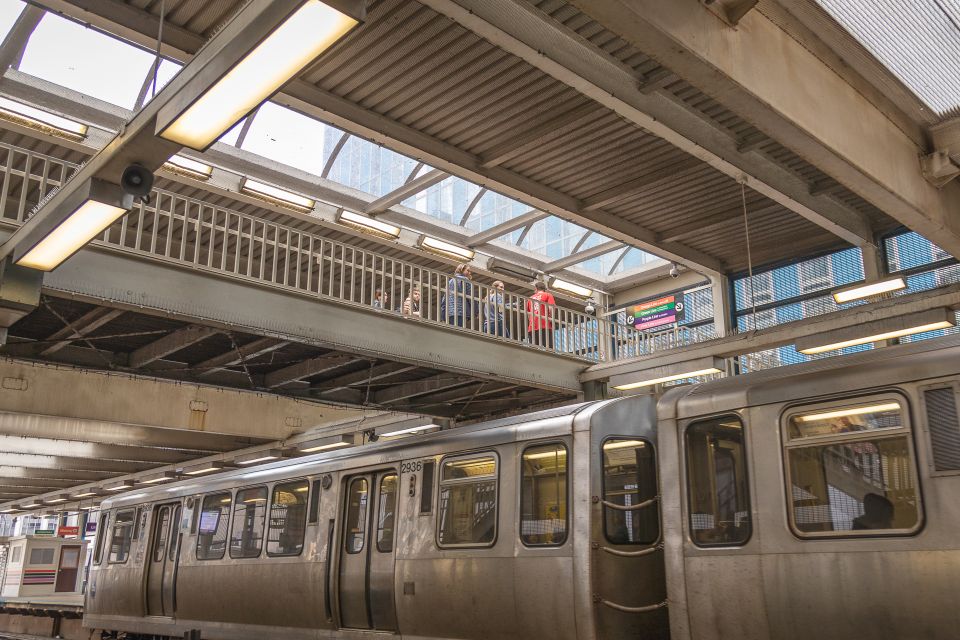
[484,280,509,338]
[445,263,475,327]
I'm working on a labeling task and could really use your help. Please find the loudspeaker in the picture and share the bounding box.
[120,164,154,198]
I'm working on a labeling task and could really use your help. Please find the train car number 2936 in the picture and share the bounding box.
[400,460,423,473]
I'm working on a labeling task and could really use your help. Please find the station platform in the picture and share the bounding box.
[0,598,84,640]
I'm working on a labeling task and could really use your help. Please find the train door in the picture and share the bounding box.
[54,545,81,592]
[337,470,399,631]
[145,503,182,617]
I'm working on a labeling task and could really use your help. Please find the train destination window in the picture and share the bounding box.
[197,492,232,560]
[602,439,658,545]
[377,474,398,552]
[784,399,921,536]
[230,486,268,558]
[267,479,309,557]
[420,461,435,514]
[685,418,751,546]
[437,455,498,547]
[521,444,568,546]
[345,477,368,554]
[93,513,109,564]
[108,509,136,563]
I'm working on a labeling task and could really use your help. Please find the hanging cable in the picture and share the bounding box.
[151,1,166,100]
[740,181,758,330]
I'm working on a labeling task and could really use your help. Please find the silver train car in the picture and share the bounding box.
[86,334,960,640]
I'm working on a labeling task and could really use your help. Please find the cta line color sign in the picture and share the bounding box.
[626,295,685,331]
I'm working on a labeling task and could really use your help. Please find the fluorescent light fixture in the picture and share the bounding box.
[379,424,439,438]
[157,1,360,150]
[0,96,88,140]
[71,489,101,498]
[44,494,70,504]
[104,479,136,492]
[550,278,593,298]
[235,448,288,466]
[336,209,401,239]
[14,179,133,272]
[183,461,231,476]
[795,308,956,355]
[602,440,646,450]
[297,434,353,453]
[797,402,901,423]
[162,154,214,180]
[240,178,315,211]
[419,235,475,261]
[0,506,21,513]
[832,277,907,304]
[20,501,41,508]
[140,471,179,484]
[525,449,568,460]
[611,356,724,391]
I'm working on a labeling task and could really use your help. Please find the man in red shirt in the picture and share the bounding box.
[526,281,556,349]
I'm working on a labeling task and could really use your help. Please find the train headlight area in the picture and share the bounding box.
[0,335,958,639]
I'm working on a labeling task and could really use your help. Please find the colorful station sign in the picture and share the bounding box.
[625,294,685,331]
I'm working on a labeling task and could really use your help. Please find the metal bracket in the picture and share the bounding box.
[921,150,960,188]
[701,0,759,27]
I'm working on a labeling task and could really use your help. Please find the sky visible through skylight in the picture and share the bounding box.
[0,0,659,279]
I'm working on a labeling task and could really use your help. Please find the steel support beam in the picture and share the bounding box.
[312,362,420,394]
[40,307,123,357]
[192,337,289,376]
[0,435,192,464]
[566,0,960,256]
[466,209,547,247]
[420,0,875,251]
[372,374,472,405]
[127,325,218,368]
[263,354,356,388]
[364,169,448,215]
[0,4,43,75]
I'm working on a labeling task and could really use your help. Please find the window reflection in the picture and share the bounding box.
[603,439,658,545]
[521,444,567,546]
[685,418,751,546]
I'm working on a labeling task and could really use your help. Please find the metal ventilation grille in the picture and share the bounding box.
[925,387,960,471]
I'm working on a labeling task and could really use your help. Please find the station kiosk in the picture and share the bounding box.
[0,535,88,604]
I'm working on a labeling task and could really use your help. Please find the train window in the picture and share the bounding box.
[93,513,109,564]
[229,486,267,558]
[344,477,368,554]
[783,398,921,537]
[602,439,658,545]
[267,479,309,557]
[308,479,322,524]
[420,461,435,514]
[520,443,568,546]
[437,455,498,547]
[685,417,751,546]
[108,509,136,563]
[197,492,231,560]
[376,474,398,552]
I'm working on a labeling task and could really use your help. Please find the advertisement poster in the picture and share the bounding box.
[624,295,685,331]
[57,525,80,537]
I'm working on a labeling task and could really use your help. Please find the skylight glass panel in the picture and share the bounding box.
[0,2,25,44]
[141,59,183,106]
[20,14,157,109]
[463,190,535,234]
[521,218,590,260]
[405,176,481,224]
[326,134,419,197]
[239,102,342,175]
[816,0,960,116]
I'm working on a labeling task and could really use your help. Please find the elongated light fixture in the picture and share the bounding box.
[336,209,401,239]
[235,448,288,465]
[550,277,593,298]
[832,277,906,304]
[419,235,475,261]
[104,479,136,492]
[297,434,354,453]
[379,424,439,438]
[611,356,724,391]
[0,96,88,141]
[240,178,315,211]
[140,471,179,484]
[795,308,955,355]
[183,461,231,476]
[44,494,70,504]
[797,402,900,423]
[162,154,213,180]
[14,179,132,271]
[158,1,361,150]
[71,488,102,498]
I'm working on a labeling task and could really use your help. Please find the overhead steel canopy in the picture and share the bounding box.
[3,0,931,293]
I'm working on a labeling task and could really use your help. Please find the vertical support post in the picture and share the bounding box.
[0,258,42,345]
[710,274,733,338]
[860,243,886,281]
[582,379,607,401]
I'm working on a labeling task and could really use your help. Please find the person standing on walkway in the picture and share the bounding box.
[402,286,422,317]
[446,264,475,328]
[484,280,509,338]
[526,280,555,348]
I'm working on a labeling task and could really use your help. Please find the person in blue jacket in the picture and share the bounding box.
[445,263,475,327]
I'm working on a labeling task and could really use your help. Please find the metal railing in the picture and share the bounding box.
[0,142,700,364]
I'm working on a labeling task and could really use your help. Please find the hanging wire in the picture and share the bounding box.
[150,0,166,100]
[740,181,758,330]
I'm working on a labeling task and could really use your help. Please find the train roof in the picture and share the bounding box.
[99,399,607,510]
[660,333,960,420]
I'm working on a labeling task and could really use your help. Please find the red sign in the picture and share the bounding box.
[57,525,80,537]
